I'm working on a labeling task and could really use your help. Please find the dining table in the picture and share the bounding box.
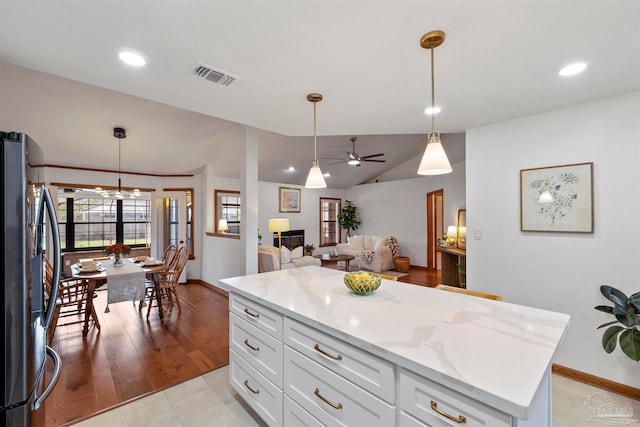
[71,258,168,338]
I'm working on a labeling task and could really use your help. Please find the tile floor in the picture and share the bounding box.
[71,367,638,426]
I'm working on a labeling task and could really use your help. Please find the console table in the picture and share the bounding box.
[220,266,569,427]
[437,246,466,288]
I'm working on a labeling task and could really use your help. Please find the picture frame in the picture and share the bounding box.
[520,162,593,233]
[457,209,467,249]
[279,187,301,213]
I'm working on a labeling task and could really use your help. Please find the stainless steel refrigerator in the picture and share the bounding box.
[1,132,61,427]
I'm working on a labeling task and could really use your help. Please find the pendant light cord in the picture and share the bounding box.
[430,44,435,134]
[118,138,122,192]
[313,100,318,163]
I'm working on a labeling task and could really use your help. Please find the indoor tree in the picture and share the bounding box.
[338,200,361,240]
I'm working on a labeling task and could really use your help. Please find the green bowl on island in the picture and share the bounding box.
[344,271,382,295]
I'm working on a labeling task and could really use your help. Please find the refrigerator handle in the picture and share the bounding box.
[32,346,62,410]
[39,188,61,328]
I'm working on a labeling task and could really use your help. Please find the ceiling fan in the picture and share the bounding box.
[326,137,386,167]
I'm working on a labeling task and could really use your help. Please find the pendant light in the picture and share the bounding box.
[305,93,327,188]
[96,127,141,199]
[417,30,452,176]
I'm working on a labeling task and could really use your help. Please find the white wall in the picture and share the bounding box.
[258,181,346,252]
[346,160,466,267]
[467,92,640,387]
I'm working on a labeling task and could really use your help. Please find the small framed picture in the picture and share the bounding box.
[279,187,301,213]
[520,162,593,233]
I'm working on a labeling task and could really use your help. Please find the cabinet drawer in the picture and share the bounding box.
[284,317,395,403]
[230,350,283,427]
[230,313,283,388]
[284,395,324,427]
[284,346,395,427]
[399,368,511,427]
[400,411,429,427]
[230,293,282,340]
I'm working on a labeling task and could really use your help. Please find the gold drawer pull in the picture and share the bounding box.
[314,344,342,360]
[244,339,260,352]
[244,307,259,318]
[431,401,466,424]
[244,380,260,394]
[314,388,343,410]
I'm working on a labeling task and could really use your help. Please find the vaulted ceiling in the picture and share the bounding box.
[1,1,638,189]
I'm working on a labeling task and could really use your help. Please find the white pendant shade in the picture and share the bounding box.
[417,139,452,175]
[305,163,327,188]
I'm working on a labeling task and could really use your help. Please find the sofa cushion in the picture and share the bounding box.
[374,237,389,251]
[347,235,364,250]
[280,246,291,264]
[291,246,303,259]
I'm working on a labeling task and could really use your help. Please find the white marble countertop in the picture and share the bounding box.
[220,266,570,419]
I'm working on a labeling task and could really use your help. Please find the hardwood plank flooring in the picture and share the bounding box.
[39,267,438,426]
[40,282,230,427]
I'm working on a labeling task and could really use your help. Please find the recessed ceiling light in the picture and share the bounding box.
[114,47,148,67]
[287,166,295,172]
[559,62,587,77]
[323,173,331,178]
[424,106,442,115]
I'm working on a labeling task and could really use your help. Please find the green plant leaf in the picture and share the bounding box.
[597,320,621,329]
[619,328,640,361]
[630,292,640,311]
[602,326,623,353]
[601,285,628,310]
[594,305,614,314]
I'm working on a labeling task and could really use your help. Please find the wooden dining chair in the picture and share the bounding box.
[435,284,503,301]
[146,245,189,319]
[139,244,180,311]
[44,257,101,341]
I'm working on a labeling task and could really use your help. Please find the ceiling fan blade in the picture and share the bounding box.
[320,157,347,160]
[360,153,385,159]
[363,159,386,163]
[328,160,348,165]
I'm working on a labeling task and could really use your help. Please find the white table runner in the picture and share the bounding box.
[104,262,146,311]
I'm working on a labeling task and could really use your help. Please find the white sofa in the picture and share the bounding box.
[336,235,394,273]
[258,245,321,272]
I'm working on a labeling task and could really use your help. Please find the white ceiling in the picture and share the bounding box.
[1,1,638,189]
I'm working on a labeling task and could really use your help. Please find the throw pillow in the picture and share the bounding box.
[388,236,400,258]
[374,237,388,251]
[291,246,303,259]
[280,246,291,264]
[348,235,364,250]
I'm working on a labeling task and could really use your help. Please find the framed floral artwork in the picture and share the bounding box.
[279,187,301,213]
[520,162,593,232]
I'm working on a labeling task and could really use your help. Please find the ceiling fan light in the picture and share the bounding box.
[417,133,452,175]
[348,159,360,166]
[305,162,327,188]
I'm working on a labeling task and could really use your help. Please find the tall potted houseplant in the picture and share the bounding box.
[338,200,361,241]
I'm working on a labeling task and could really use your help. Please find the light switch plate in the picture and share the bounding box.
[474,229,483,240]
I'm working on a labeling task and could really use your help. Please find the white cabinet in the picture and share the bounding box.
[229,294,284,427]
[230,350,283,426]
[283,317,395,403]
[399,368,511,427]
[284,346,395,426]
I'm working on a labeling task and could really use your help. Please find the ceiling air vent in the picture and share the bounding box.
[191,62,240,87]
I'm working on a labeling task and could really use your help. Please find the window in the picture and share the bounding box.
[57,188,150,251]
[215,189,240,237]
[320,197,341,246]
[164,188,195,259]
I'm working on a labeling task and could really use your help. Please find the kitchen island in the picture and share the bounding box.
[220,266,570,426]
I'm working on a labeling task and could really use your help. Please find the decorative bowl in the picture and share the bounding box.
[343,271,382,295]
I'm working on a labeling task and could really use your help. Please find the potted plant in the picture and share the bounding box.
[338,200,361,240]
[594,285,640,361]
[304,244,315,256]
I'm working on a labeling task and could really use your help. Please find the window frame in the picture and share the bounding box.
[163,188,195,259]
[213,189,240,239]
[319,197,341,247]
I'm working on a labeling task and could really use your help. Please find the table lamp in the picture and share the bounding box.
[218,219,229,234]
[446,225,457,245]
[268,218,290,269]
